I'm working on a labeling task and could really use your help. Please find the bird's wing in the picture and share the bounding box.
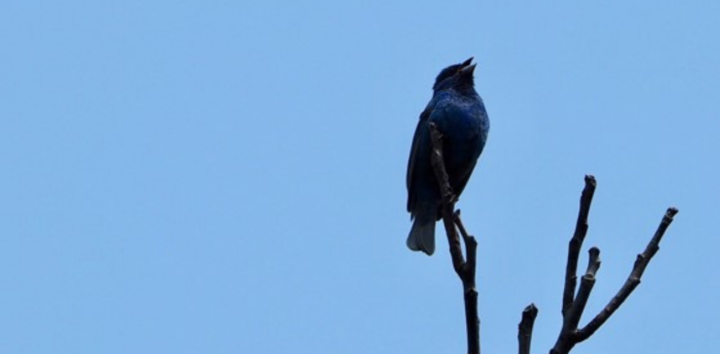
[451,158,478,199]
[406,107,433,213]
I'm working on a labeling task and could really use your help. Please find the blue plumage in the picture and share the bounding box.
[406,58,490,255]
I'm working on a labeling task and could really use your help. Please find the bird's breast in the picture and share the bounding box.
[430,96,488,167]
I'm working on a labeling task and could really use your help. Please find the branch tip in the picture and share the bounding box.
[585,247,601,277]
[584,174,597,187]
[588,247,600,257]
[524,303,538,316]
[518,304,539,354]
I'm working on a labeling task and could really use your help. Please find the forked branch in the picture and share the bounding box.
[574,207,679,342]
[548,177,679,354]
[514,177,678,354]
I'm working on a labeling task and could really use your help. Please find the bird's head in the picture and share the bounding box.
[432,57,477,92]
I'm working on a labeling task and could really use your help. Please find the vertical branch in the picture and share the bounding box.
[455,213,480,354]
[563,175,596,316]
[429,122,466,273]
[518,304,538,354]
[565,247,602,331]
[429,122,480,354]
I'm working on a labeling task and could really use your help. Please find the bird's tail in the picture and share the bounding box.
[407,217,436,256]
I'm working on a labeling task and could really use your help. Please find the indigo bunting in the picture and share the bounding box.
[406,58,490,255]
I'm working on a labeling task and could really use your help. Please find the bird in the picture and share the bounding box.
[406,57,490,256]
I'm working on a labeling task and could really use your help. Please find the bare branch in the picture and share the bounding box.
[429,123,466,273]
[428,122,480,354]
[455,211,480,353]
[576,207,679,341]
[566,247,601,330]
[455,211,478,278]
[563,175,596,316]
[518,304,538,354]
[550,178,679,354]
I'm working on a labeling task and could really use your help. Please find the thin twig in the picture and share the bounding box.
[455,211,478,281]
[566,247,601,330]
[518,304,538,354]
[455,212,480,353]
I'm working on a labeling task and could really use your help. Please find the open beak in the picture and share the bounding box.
[460,62,477,75]
[459,57,476,75]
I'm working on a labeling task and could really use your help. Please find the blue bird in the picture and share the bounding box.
[406,58,490,255]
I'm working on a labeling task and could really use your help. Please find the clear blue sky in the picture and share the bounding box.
[1,1,717,353]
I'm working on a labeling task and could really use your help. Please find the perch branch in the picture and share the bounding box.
[429,122,480,354]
